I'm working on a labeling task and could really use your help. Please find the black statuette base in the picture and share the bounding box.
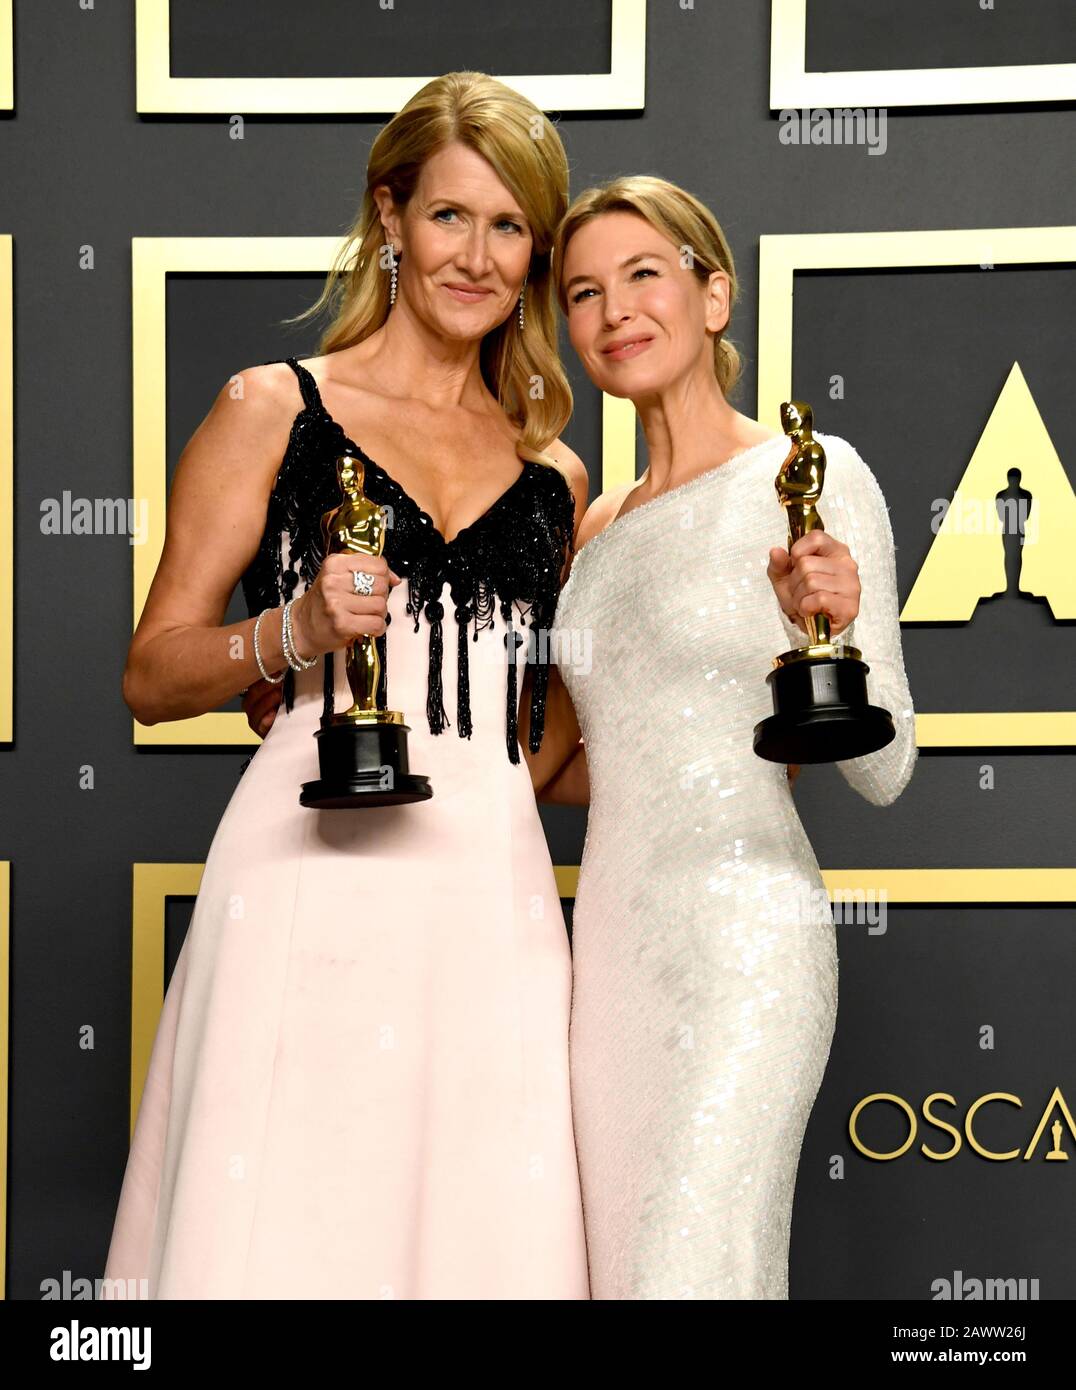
[300,717,432,808]
[753,651,896,765]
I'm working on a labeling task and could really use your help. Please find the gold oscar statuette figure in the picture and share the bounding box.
[752,401,896,764]
[299,453,432,808]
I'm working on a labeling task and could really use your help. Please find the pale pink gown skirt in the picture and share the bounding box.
[101,575,589,1299]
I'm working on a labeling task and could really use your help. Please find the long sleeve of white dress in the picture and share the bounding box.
[775,434,917,807]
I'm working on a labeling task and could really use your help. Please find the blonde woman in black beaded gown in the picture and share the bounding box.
[101,74,592,1300]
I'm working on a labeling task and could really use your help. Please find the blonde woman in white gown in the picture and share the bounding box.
[529,178,917,1299]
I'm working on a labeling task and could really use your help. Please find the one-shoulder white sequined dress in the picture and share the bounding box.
[551,433,917,1299]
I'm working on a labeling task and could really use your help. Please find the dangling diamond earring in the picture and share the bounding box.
[518,273,527,330]
[389,245,399,307]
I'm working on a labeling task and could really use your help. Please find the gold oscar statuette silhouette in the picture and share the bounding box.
[299,453,432,808]
[753,401,896,763]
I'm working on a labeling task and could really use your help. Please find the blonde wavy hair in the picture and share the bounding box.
[551,174,743,399]
[282,71,572,464]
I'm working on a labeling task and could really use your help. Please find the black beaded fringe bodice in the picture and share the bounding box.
[240,357,576,764]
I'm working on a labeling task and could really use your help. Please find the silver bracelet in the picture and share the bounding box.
[253,608,285,684]
[282,598,318,671]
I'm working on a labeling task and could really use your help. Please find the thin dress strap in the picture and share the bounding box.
[282,356,322,412]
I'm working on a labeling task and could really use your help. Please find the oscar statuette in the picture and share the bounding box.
[753,401,896,764]
[299,453,432,808]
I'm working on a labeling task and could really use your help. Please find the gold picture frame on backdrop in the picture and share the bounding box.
[601,391,638,495]
[756,224,1076,750]
[131,234,350,747]
[133,862,1076,1139]
[770,0,1076,108]
[556,864,1076,906]
[135,0,646,114]
[129,862,202,1141]
[0,236,10,744]
[135,241,654,746]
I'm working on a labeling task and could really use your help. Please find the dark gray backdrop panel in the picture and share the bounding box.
[806,0,1076,72]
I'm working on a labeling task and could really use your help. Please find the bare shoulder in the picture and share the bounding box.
[576,482,634,552]
[174,360,299,488]
[204,360,299,433]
